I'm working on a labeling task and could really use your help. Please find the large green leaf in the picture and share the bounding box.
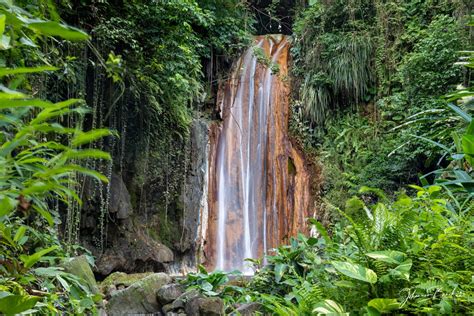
[0,34,10,49]
[466,120,474,136]
[332,261,377,284]
[0,14,5,34]
[388,259,412,281]
[447,102,472,122]
[0,196,17,217]
[71,129,114,147]
[33,164,108,183]
[367,298,400,313]
[22,181,56,195]
[0,88,27,99]
[0,294,40,315]
[27,20,89,41]
[365,250,407,265]
[28,99,81,124]
[0,98,53,109]
[33,266,64,277]
[63,149,111,161]
[274,263,287,283]
[0,66,58,77]
[13,225,26,243]
[313,299,348,315]
[462,134,474,166]
[19,245,59,268]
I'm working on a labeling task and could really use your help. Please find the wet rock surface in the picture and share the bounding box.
[194,297,224,316]
[79,172,175,278]
[109,173,133,219]
[106,273,171,315]
[157,284,185,305]
[182,119,210,254]
[104,274,226,316]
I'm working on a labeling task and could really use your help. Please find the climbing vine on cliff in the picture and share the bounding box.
[36,0,256,252]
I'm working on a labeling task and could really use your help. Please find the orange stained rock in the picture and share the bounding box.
[204,35,314,271]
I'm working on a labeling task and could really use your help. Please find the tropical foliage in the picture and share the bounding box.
[290,0,471,208]
[184,106,474,313]
[0,1,112,313]
[249,181,473,314]
[1,0,472,314]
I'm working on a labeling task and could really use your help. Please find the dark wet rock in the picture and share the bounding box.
[109,173,132,219]
[162,303,175,314]
[184,297,224,316]
[106,273,171,315]
[173,290,201,309]
[157,284,185,305]
[181,294,224,316]
[95,252,127,276]
[181,119,210,257]
[198,297,224,316]
[94,234,173,276]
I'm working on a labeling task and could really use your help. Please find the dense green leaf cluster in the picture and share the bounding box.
[0,1,112,313]
[187,183,473,314]
[247,182,473,315]
[290,0,470,206]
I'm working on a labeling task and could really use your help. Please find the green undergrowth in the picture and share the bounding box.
[290,0,471,209]
[183,179,473,314]
[0,1,113,314]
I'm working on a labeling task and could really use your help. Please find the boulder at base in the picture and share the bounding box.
[184,296,224,316]
[157,283,185,305]
[61,255,99,294]
[106,273,171,315]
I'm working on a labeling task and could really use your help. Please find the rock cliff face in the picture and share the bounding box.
[204,35,314,271]
[79,173,174,277]
[78,36,315,275]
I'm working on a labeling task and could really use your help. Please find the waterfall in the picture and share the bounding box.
[206,35,313,272]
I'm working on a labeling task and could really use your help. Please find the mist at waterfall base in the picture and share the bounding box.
[206,35,312,274]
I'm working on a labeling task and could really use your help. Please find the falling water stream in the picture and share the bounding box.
[206,35,312,272]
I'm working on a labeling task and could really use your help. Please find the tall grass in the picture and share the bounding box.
[300,32,374,125]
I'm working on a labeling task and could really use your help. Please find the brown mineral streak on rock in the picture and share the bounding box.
[204,35,314,269]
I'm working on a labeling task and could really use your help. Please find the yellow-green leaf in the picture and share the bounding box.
[19,245,59,268]
[28,20,89,41]
[0,14,6,35]
[71,129,113,147]
[368,298,400,313]
[365,250,407,265]
[0,294,41,314]
[332,261,378,284]
[313,300,348,315]
[0,196,17,217]
[0,66,58,77]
